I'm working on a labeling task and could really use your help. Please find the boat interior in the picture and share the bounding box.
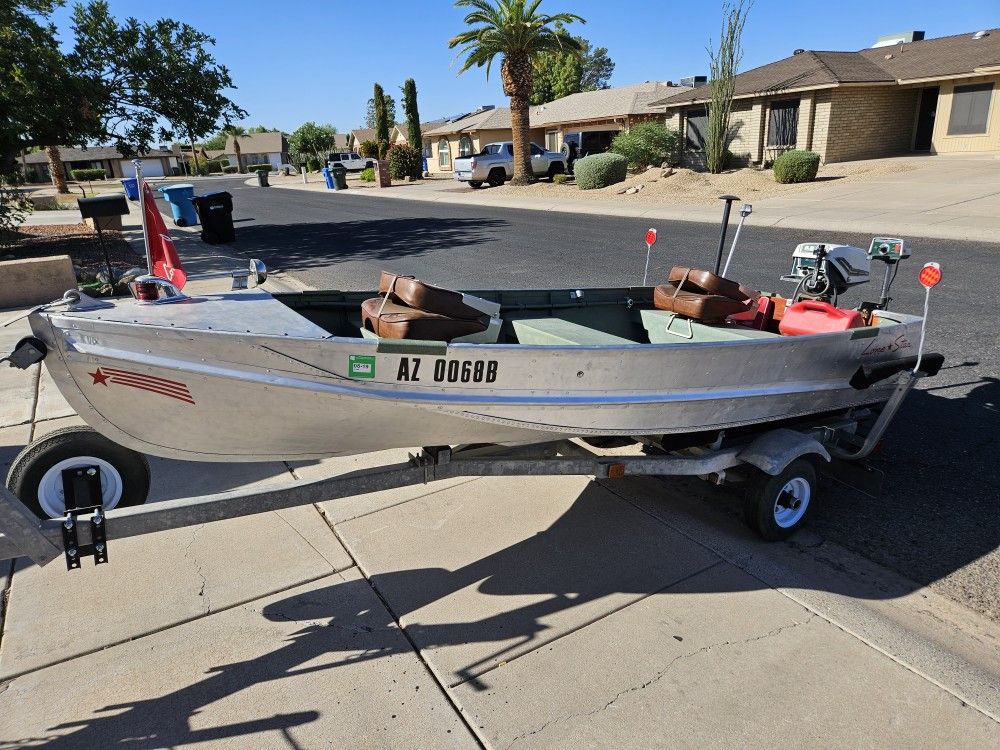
[274,268,909,347]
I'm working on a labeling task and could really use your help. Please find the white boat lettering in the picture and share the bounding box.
[860,334,911,357]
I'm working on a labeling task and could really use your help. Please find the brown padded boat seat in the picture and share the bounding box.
[667,266,757,303]
[361,297,488,341]
[378,272,484,321]
[653,284,750,321]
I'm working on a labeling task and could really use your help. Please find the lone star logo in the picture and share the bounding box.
[89,368,110,386]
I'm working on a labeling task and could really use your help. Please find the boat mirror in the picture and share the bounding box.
[249,259,267,287]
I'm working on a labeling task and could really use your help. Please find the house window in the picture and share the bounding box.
[458,135,473,157]
[947,83,993,135]
[438,138,451,168]
[767,99,799,147]
[686,108,708,150]
[545,130,559,152]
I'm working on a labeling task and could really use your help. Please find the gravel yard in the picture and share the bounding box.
[485,156,921,205]
[2,223,138,277]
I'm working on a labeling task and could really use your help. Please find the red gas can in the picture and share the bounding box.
[778,300,864,336]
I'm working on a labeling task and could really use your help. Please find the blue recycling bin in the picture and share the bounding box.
[121,178,139,201]
[158,183,198,226]
[321,167,334,189]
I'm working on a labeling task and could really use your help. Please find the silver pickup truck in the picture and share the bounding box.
[453,142,565,187]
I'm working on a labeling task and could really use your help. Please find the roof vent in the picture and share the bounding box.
[973,30,989,40]
[871,30,924,48]
[479,104,495,111]
[793,48,805,55]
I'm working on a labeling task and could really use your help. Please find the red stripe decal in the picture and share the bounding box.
[107,374,191,396]
[102,367,188,388]
[112,380,195,404]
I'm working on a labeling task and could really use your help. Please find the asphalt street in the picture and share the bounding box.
[189,177,999,619]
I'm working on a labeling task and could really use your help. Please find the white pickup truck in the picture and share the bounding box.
[453,142,565,187]
[327,152,376,172]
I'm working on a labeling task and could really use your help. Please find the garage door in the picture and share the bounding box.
[121,159,165,178]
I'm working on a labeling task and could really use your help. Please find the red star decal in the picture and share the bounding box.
[90,368,110,386]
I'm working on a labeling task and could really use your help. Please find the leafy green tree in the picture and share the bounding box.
[530,24,614,105]
[373,83,390,156]
[202,125,246,150]
[450,0,584,185]
[366,92,397,130]
[289,122,337,163]
[401,78,422,155]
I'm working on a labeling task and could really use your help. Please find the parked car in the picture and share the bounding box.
[327,152,375,171]
[453,142,565,188]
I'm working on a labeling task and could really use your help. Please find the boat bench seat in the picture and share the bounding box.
[653,266,756,322]
[641,309,777,343]
[512,317,634,346]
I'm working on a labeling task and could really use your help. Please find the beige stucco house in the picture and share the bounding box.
[424,107,543,175]
[653,28,1000,167]
[22,147,179,182]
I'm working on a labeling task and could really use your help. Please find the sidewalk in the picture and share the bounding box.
[1,203,997,747]
[271,155,1000,242]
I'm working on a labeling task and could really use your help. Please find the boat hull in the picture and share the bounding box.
[30,291,922,462]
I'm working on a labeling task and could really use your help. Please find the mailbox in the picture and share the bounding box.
[78,194,129,220]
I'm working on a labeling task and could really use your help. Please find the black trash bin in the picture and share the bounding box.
[192,191,235,244]
[256,168,269,187]
[330,163,348,190]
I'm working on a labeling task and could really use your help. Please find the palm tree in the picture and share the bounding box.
[449,0,583,185]
[232,136,243,173]
[45,145,69,194]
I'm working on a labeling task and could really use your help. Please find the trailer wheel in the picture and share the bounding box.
[743,459,817,541]
[6,426,151,520]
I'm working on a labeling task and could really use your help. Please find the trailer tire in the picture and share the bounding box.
[6,426,151,520]
[743,459,816,541]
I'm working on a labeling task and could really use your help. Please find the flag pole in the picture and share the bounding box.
[132,159,153,275]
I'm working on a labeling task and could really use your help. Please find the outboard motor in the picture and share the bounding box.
[781,243,871,302]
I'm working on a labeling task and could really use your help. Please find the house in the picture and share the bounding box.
[653,27,1000,167]
[222,131,290,170]
[531,81,689,157]
[332,133,350,151]
[424,106,540,175]
[390,121,448,159]
[21,147,179,183]
[347,128,376,152]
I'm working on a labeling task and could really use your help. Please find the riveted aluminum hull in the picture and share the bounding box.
[29,289,922,462]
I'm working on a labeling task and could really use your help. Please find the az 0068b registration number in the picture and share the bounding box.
[396,357,498,383]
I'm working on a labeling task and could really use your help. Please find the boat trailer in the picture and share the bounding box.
[0,369,930,571]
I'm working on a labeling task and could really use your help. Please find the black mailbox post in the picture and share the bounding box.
[78,194,130,282]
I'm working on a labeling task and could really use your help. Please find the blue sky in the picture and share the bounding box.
[49,0,998,137]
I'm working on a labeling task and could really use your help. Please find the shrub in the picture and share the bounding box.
[386,143,422,180]
[307,157,321,172]
[552,173,569,184]
[574,153,628,190]
[358,140,379,158]
[246,163,272,172]
[222,165,239,174]
[359,167,375,182]
[204,159,226,174]
[610,123,682,169]
[70,168,107,182]
[773,150,820,183]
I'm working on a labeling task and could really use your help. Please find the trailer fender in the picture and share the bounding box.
[737,428,831,476]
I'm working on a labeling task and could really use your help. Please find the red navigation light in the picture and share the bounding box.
[645,228,657,247]
[919,262,942,288]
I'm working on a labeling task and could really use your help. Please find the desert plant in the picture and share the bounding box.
[386,143,422,180]
[552,172,569,184]
[772,150,820,183]
[246,163,271,172]
[705,1,750,173]
[611,123,682,169]
[574,152,628,190]
[70,168,107,194]
[307,157,321,172]
[449,0,584,185]
[359,167,375,182]
[358,140,379,158]
[222,165,238,174]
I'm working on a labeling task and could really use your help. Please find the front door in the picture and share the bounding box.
[914,87,939,151]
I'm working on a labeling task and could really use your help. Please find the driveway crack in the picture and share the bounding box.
[504,615,816,749]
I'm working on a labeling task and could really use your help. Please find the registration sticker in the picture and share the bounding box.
[348,354,376,379]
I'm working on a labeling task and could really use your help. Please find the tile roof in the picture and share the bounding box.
[531,82,690,125]
[21,147,174,164]
[425,107,512,136]
[654,27,1000,107]
[226,131,286,154]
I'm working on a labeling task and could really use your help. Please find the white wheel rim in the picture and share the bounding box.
[773,477,811,529]
[37,457,124,518]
